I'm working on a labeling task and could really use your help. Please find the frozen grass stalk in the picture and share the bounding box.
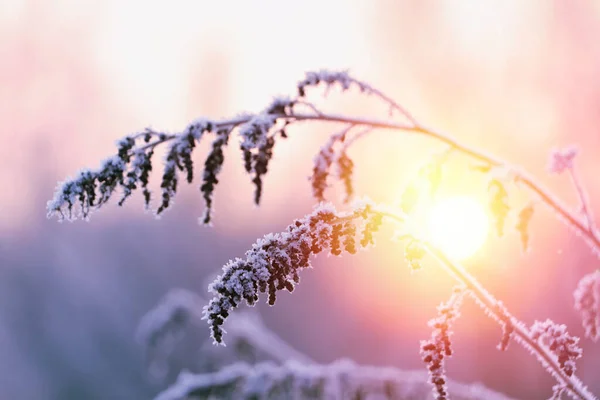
[49,69,600,400]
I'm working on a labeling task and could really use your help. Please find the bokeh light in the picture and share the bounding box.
[426,196,489,260]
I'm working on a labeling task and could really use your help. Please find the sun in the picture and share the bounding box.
[426,196,489,260]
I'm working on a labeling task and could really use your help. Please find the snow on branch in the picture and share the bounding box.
[574,270,600,342]
[48,70,600,267]
[548,145,596,233]
[311,124,353,202]
[136,289,312,380]
[136,288,204,351]
[201,197,596,399]
[203,201,384,344]
[529,319,583,378]
[48,68,600,399]
[154,359,516,400]
[548,146,579,175]
[420,286,466,400]
[47,69,412,225]
[424,246,595,400]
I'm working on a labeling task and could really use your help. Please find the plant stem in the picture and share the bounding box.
[568,166,595,232]
[426,246,595,400]
[135,109,600,264]
[372,209,595,399]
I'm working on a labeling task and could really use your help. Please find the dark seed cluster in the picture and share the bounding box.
[202,202,385,345]
[238,98,296,206]
[311,126,356,203]
[530,319,582,377]
[574,270,600,342]
[420,287,465,400]
[47,70,386,225]
[200,130,230,225]
[336,152,354,203]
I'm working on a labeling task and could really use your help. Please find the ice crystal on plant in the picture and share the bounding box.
[335,152,354,203]
[297,70,353,97]
[46,68,421,225]
[47,68,600,400]
[421,287,466,400]
[203,202,383,344]
[239,114,277,151]
[548,145,578,174]
[185,118,211,140]
[46,155,127,221]
[549,383,567,400]
[154,359,515,400]
[157,125,206,214]
[494,301,515,351]
[530,319,582,377]
[200,130,230,225]
[120,148,154,208]
[137,288,313,380]
[465,293,514,351]
[135,289,205,379]
[311,125,352,201]
[297,69,405,118]
[574,270,600,341]
[46,120,214,221]
[237,97,294,205]
[136,289,204,350]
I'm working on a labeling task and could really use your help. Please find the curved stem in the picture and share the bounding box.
[133,109,599,263]
[568,166,595,232]
[305,113,600,260]
[376,209,595,400]
[427,247,594,400]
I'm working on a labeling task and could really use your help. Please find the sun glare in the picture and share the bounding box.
[426,196,489,260]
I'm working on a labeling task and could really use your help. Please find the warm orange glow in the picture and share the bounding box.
[426,196,489,260]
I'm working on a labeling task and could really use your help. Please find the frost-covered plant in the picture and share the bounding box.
[49,69,600,399]
[136,289,205,379]
[574,271,600,342]
[420,286,466,400]
[137,289,509,400]
[203,201,384,343]
[140,290,512,400]
[529,320,583,378]
[153,359,515,400]
[136,288,312,380]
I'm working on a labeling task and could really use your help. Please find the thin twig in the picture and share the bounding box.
[568,166,595,232]
[426,246,594,400]
[347,76,420,125]
[376,210,595,400]
[129,110,599,262]
[341,127,373,150]
[293,100,324,116]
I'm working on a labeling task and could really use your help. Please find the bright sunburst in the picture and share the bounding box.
[426,196,489,260]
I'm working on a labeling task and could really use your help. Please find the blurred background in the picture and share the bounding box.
[2,0,600,398]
